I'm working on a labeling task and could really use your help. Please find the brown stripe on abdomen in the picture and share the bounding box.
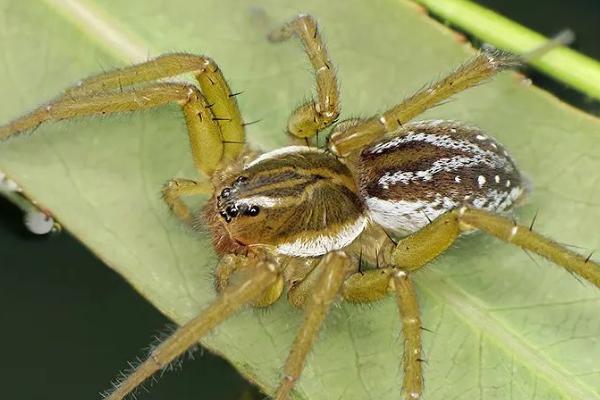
[358,120,525,235]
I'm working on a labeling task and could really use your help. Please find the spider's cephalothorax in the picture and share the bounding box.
[1,13,599,400]
[209,146,367,257]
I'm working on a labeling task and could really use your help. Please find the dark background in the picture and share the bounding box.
[1,1,599,399]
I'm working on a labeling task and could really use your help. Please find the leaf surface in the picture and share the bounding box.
[1,1,599,399]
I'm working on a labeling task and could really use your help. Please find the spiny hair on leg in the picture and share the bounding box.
[100,323,201,399]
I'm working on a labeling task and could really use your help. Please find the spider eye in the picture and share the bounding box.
[219,210,232,223]
[225,205,239,217]
[246,205,260,216]
[235,176,248,184]
[220,187,231,198]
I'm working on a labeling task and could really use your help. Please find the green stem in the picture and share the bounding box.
[413,0,600,100]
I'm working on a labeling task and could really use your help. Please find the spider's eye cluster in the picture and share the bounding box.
[219,187,231,199]
[216,176,260,223]
[218,203,260,222]
[246,205,260,216]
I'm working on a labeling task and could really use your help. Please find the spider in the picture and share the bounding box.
[1,13,599,400]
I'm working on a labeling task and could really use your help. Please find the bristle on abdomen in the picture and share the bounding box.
[358,120,525,235]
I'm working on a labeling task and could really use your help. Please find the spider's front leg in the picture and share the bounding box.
[162,178,213,224]
[269,14,340,141]
[0,54,245,175]
[105,255,282,400]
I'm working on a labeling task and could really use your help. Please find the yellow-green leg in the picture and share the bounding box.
[342,268,394,303]
[269,14,340,140]
[1,54,245,164]
[1,83,225,177]
[105,258,280,400]
[341,268,424,400]
[214,254,284,307]
[285,258,323,309]
[387,207,600,288]
[457,207,600,288]
[393,271,424,400]
[63,53,245,160]
[339,204,600,400]
[391,212,461,271]
[162,178,212,224]
[274,251,352,400]
[329,51,519,156]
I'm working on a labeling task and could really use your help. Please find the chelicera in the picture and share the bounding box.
[1,13,599,400]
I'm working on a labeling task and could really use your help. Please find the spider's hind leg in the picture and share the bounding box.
[457,206,600,288]
[387,207,600,289]
[390,212,461,271]
[329,29,574,158]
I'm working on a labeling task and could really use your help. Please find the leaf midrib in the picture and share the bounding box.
[37,0,598,399]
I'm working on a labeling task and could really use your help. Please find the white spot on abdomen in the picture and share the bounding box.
[478,175,486,187]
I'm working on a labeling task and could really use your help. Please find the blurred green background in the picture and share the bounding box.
[1,1,598,399]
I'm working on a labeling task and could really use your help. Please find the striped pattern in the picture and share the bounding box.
[216,146,366,256]
[359,120,524,235]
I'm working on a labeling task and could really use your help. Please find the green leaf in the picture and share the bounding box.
[1,1,599,399]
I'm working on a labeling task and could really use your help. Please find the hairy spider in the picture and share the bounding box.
[1,13,599,400]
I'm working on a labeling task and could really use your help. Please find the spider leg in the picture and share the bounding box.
[104,257,279,400]
[342,268,393,302]
[385,207,600,288]
[1,82,226,176]
[63,53,245,157]
[342,268,424,400]
[286,257,323,308]
[162,178,212,224]
[269,14,340,141]
[457,206,600,288]
[391,212,461,271]
[1,54,245,162]
[393,271,424,400]
[274,251,352,400]
[329,51,519,156]
[215,254,285,307]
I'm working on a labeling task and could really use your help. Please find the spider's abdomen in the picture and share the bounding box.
[358,120,525,236]
[212,146,367,257]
